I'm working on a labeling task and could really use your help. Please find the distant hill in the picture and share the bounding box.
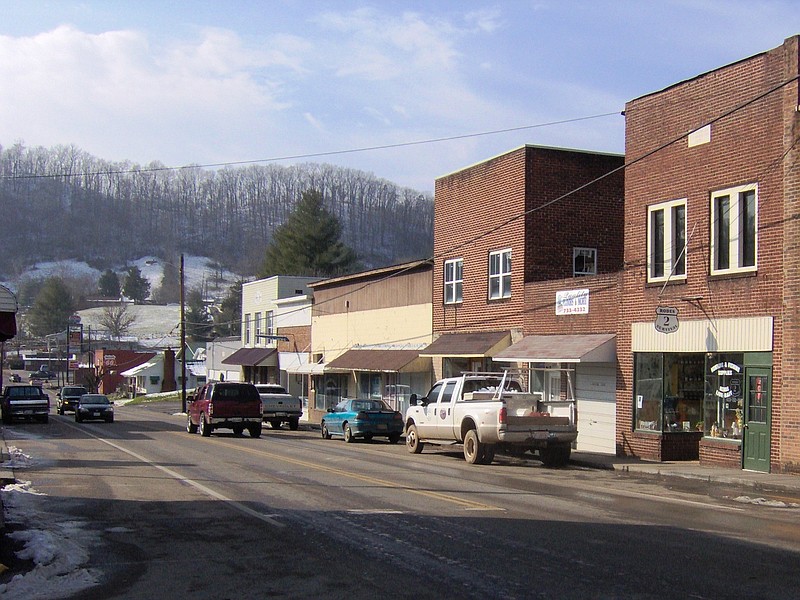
[0,142,434,278]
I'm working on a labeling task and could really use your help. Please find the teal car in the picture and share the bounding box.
[321,399,404,444]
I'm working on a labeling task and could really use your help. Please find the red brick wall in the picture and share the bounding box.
[433,146,624,336]
[621,36,800,471]
[434,148,527,334]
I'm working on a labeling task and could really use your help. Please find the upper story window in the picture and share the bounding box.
[488,248,512,300]
[265,310,274,337]
[647,199,686,283]
[711,184,757,276]
[444,258,463,304]
[244,313,251,345]
[573,248,597,276]
[254,312,262,344]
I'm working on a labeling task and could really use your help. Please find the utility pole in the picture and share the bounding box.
[180,253,187,413]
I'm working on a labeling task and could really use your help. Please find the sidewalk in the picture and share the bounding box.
[569,450,800,498]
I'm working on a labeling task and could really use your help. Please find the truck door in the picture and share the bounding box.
[432,380,459,440]
[415,382,443,438]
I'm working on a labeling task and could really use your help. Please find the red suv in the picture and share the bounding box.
[186,382,263,438]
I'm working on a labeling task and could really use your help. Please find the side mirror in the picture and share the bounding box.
[327,407,334,413]
[409,393,418,406]
[186,395,195,403]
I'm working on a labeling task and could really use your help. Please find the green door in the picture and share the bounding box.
[742,369,771,472]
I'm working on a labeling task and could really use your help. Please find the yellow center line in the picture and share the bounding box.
[196,434,503,511]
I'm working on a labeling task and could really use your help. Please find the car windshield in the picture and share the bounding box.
[64,387,87,395]
[81,395,109,405]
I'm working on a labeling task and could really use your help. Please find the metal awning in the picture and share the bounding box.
[326,349,426,373]
[221,347,278,367]
[288,362,326,375]
[419,331,510,358]
[121,361,158,377]
[493,334,616,364]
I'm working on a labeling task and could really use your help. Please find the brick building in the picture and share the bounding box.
[425,144,625,453]
[619,36,800,473]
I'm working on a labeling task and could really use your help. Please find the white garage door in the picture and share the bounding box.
[575,364,616,454]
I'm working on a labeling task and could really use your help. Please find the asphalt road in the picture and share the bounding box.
[2,401,799,599]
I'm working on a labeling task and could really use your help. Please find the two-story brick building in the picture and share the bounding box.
[424,145,625,453]
[619,36,800,473]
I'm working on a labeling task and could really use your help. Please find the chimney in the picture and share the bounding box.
[162,349,177,392]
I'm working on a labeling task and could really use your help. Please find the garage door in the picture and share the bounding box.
[575,364,616,454]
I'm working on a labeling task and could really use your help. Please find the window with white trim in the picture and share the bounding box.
[488,249,512,299]
[711,184,757,275]
[444,258,463,304]
[265,311,274,337]
[244,313,251,345]
[573,247,597,276]
[647,199,687,283]
[254,312,262,344]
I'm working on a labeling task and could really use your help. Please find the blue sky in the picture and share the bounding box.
[0,1,797,192]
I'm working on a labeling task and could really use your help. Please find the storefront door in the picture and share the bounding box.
[743,369,771,472]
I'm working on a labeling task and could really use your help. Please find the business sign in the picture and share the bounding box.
[555,289,589,315]
[654,306,679,334]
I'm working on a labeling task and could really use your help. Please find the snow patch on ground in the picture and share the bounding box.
[733,495,799,508]
[0,481,101,599]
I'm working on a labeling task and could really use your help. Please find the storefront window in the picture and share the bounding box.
[634,353,704,432]
[702,353,744,439]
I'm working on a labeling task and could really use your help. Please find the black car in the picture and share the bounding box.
[57,385,88,414]
[75,394,114,423]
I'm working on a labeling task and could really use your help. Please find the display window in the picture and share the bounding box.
[702,353,744,439]
[634,352,705,433]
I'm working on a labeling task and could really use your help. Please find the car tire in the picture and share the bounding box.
[57,405,64,415]
[321,421,332,439]
[288,418,299,431]
[106,416,114,423]
[249,423,262,438]
[405,423,424,454]
[75,413,82,423]
[463,429,483,464]
[270,420,282,430]
[200,413,211,437]
[480,443,496,465]
[233,426,244,437]
[363,433,373,442]
[186,414,198,434]
[343,423,354,443]
[388,432,401,444]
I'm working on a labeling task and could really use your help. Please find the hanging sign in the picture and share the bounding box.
[654,306,679,334]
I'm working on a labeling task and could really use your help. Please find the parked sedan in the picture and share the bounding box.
[321,399,403,443]
[75,394,114,423]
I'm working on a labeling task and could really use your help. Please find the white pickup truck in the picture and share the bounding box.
[255,383,302,430]
[404,372,577,466]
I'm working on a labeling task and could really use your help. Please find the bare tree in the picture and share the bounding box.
[98,304,137,340]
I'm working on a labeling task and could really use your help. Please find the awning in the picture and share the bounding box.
[121,361,158,377]
[288,362,326,375]
[326,349,426,373]
[278,351,308,372]
[187,363,207,377]
[419,331,510,358]
[0,285,18,342]
[493,334,616,364]
[221,347,278,367]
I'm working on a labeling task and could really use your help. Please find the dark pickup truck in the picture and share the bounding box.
[2,384,50,424]
[186,381,263,438]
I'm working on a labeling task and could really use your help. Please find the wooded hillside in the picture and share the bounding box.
[0,142,433,277]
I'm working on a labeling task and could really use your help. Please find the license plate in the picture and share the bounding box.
[532,431,548,440]
[93,412,101,417]
[375,424,387,430]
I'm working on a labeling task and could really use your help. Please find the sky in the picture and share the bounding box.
[0,2,798,193]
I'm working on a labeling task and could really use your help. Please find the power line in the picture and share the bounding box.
[0,112,621,181]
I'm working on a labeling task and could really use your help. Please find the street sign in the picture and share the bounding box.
[654,306,679,334]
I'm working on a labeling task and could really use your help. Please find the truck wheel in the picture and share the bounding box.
[463,429,483,464]
[288,418,299,431]
[200,413,212,437]
[186,414,198,434]
[480,444,496,465]
[270,420,282,430]
[249,423,262,438]
[39,414,49,424]
[405,423,424,454]
[1,411,10,425]
[541,444,571,468]
[233,425,244,437]
[321,421,332,439]
[343,423,355,443]
[58,405,64,415]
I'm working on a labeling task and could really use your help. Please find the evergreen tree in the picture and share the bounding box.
[122,266,151,304]
[213,280,243,338]
[98,269,121,298]
[258,189,359,278]
[152,260,181,304]
[185,287,213,342]
[27,277,76,336]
